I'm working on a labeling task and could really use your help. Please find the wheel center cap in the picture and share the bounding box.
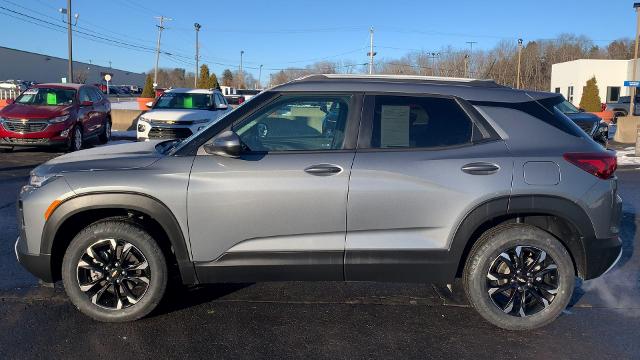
[111,269,120,278]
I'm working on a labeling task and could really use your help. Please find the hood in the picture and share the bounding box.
[142,109,215,121]
[0,103,72,120]
[564,111,601,123]
[33,140,165,176]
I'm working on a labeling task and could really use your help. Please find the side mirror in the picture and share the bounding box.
[5,99,14,105]
[80,100,93,107]
[578,108,585,112]
[145,101,154,108]
[203,130,242,157]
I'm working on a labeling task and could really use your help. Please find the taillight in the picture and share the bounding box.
[563,152,617,179]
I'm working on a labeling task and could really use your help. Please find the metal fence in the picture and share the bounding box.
[0,88,18,100]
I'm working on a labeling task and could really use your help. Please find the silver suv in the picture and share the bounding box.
[16,75,622,330]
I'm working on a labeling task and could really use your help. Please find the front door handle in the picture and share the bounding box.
[461,162,500,175]
[304,164,343,176]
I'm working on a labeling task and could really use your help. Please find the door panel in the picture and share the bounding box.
[345,142,513,281]
[187,152,354,280]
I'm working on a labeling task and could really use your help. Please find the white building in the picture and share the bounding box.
[550,59,639,106]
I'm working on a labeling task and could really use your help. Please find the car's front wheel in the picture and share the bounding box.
[463,224,575,330]
[61,220,167,322]
[66,125,83,152]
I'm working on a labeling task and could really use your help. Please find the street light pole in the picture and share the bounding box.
[631,3,640,117]
[239,50,244,88]
[516,38,523,89]
[258,64,263,89]
[66,0,73,83]
[194,23,201,88]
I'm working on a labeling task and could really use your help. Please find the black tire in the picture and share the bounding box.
[61,220,167,322]
[66,125,83,152]
[98,118,111,144]
[0,146,13,152]
[463,224,575,330]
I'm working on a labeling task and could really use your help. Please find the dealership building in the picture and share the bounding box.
[0,46,146,86]
[550,59,638,106]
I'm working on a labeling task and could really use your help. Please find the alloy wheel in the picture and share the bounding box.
[73,127,82,151]
[76,238,151,310]
[486,246,560,317]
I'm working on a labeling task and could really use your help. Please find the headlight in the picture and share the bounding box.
[29,173,60,188]
[49,115,70,123]
[138,115,150,123]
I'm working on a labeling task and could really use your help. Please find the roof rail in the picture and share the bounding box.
[293,74,502,87]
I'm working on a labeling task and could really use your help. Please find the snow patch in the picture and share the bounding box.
[616,147,640,167]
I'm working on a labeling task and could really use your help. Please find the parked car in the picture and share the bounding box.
[605,95,640,121]
[16,75,621,330]
[224,93,245,105]
[0,83,111,151]
[137,88,232,141]
[555,100,608,147]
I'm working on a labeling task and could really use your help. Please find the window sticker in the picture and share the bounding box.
[380,105,410,147]
[184,96,193,108]
[46,93,57,105]
[23,89,38,95]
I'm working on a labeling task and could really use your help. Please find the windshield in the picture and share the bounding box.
[555,100,580,114]
[153,92,214,110]
[14,87,76,106]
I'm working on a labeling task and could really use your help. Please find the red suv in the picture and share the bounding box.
[0,83,111,152]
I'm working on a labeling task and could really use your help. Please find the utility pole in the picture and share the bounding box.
[194,23,201,87]
[465,41,477,78]
[59,1,78,83]
[464,54,470,78]
[239,50,244,88]
[108,60,112,68]
[516,38,523,89]
[429,52,440,76]
[631,3,640,117]
[258,64,263,89]
[367,27,377,75]
[154,16,171,89]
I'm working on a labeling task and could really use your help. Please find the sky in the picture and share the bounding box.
[0,0,637,82]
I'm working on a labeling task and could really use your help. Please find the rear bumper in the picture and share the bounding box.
[583,235,622,280]
[15,236,54,283]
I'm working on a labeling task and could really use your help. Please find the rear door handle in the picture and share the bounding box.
[304,164,343,176]
[461,162,500,175]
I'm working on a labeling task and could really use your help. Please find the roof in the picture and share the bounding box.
[165,88,220,94]
[270,74,558,104]
[35,83,85,89]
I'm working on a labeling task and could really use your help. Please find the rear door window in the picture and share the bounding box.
[370,95,473,149]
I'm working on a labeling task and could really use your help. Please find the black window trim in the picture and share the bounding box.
[181,91,364,156]
[356,92,501,152]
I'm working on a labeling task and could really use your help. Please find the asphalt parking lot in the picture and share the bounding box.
[1,145,639,359]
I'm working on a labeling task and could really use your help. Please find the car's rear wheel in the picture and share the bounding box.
[463,224,575,330]
[98,119,111,144]
[61,220,167,322]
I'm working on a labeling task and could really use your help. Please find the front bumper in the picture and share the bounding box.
[1,137,67,147]
[15,236,54,283]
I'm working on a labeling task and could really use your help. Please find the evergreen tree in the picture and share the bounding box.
[141,74,155,98]
[222,69,233,87]
[579,76,602,112]
[209,73,220,89]
[197,64,211,89]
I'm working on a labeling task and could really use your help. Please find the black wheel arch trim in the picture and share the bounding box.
[450,194,600,280]
[41,191,198,284]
